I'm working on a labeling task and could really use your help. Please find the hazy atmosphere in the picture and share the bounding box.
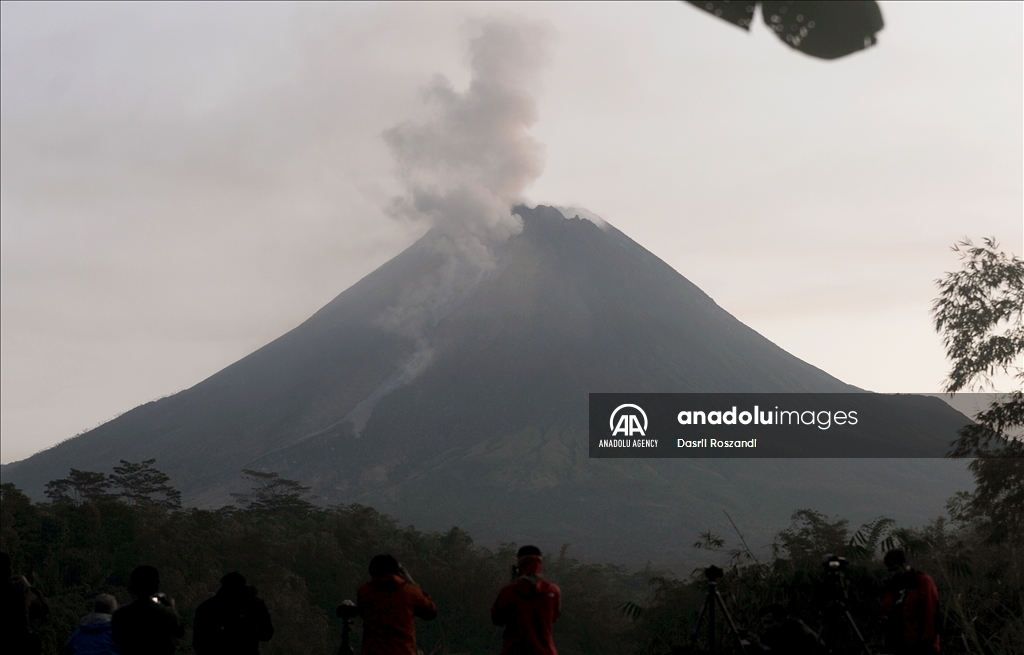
[2,1,1021,464]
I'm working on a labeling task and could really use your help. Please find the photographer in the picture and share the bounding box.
[881,549,940,655]
[491,545,561,655]
[193,572,273,655]
[111,565,184,655]
[357,555,437,655]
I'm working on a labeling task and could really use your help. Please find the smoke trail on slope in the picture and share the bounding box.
[344,19,556,435]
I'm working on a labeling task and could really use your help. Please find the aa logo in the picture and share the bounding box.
[610,404,648,437]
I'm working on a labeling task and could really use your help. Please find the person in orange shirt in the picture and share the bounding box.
[356,555,437,655]
[491,546,561,655]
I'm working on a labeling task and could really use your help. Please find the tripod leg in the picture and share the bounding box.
[690,596,710,651]
[709,589,716,655]
[810,623,827,655]
[844,610,873,655]
[713,590,748,655]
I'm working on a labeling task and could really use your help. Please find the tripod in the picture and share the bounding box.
[813,601,873,655]
[689,567,749,655]
[336,600,357,655]
[815,557,873,655]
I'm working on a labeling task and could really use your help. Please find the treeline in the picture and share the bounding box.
[2,463,1021,655]
[1,465,640,655]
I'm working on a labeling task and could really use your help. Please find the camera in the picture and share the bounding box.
[703,565,724,582]
[822,554,849,571]
[336,599,358,620]
[150,593,171,607]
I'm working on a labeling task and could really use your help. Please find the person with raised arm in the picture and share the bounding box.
[491,546,561,655]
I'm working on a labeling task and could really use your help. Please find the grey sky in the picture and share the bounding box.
[2,2,1021,464]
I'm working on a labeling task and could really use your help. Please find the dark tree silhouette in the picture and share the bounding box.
[109,459,182,510]
[932,238,1023,542]
[43,469,112,506]
[230,469,315,512]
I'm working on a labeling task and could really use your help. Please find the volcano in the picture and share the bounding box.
[2,205,971,566]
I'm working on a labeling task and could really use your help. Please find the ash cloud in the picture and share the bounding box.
[381,20,555,348]
[347,18,556,434]
[383,18,555,255]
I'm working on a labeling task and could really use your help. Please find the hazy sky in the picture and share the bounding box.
[2,2,1021,464]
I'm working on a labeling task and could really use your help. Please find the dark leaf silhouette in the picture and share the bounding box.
[685,0,884,60]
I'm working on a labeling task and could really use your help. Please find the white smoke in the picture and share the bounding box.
[347,19,556,434]
[381,19,555,339]
[383,18,555,254]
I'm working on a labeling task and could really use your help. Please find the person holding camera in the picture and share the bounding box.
[193,572,273,655]
[881,549,940,655]
[356,554,437,655]
[111,565,184,655]
[491,545,561,655]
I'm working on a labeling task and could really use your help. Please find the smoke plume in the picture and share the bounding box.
[383,18,555,255]
[345,19,556,435]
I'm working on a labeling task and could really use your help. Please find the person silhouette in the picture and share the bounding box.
[193,572,274,655]
[491,546,561,655]
[356,555,437,655]
[65,594,119,654]
[2,552,49,655]
[111,565,184,655]
[881,549,940,655]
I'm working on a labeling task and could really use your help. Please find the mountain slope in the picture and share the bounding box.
[2,205,970,566]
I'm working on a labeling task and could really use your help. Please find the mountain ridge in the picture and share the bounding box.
[2,205,970,567]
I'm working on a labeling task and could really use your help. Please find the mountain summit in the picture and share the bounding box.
[3,205,969,565]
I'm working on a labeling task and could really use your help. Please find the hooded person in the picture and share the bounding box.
[65,594,120,655]
[193,572,273,655]
[356,555,437,655]
[491,546,561,655]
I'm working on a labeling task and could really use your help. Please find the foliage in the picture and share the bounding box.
[44,469,112,506]
[109,459,182,510]
[4,469,1022,655]
[932,238,1023,394]
[229,469,315,513]
[685,1,885,61]
[1,472,642,655]
[932,238,1024,543]
[627,511,1022,655]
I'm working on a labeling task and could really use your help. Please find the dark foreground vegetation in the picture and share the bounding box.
[4,237,1021,654]
[2,461,1021,655]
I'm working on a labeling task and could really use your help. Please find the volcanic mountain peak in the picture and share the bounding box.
[1,205,970,566]
[4,204,850,494]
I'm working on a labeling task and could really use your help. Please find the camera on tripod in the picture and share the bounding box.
[820,555,852,604]
[704,565,724,582]
[816,555,874,655]
[336,599,358,620]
